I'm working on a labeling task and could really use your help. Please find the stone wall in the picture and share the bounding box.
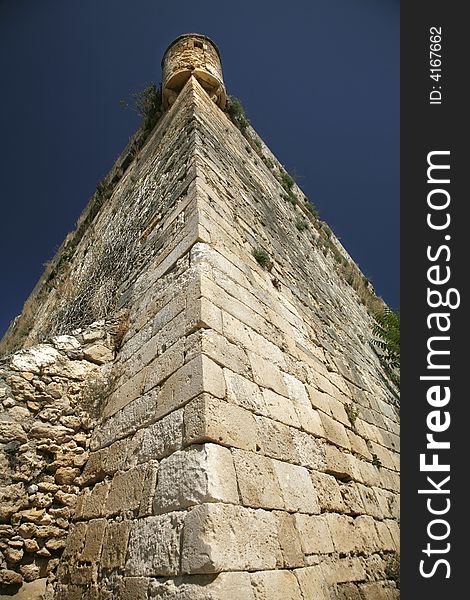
[1,75,399,599]
[0,322,115,596]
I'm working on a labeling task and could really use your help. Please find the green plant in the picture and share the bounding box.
[373,308,400,371]
[371,454,382,469]
[252,248,271,269]
[133,83,162,130]
[226,96,250,132]
[280,171,295,192]
[345,403,359,427]
[295,218,308,232]
[305,200,319,219]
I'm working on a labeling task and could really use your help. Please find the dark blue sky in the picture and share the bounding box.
[0,0,399,338]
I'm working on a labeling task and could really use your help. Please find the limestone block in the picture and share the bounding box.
[105,465,147,516]
[328,396,351,427]
[324,513,361,554]
[182,504,282,573]
[359,582,399,600]
[200,332,251,377]
[77,481,110,520]
[184,394,258,452]
[340,482,366,515]
[254,416,297,463]
[293,404,325,437]
[79,518,106,562]
[347,429,372,459]
[273,511,304,568]
[138,408,184,462]
[100,520,131,570]
[118,577,150,600]
[262,388,300,427]
[294,565,331,600]
[320,556,367,585]
[103,368,147,419]
[126,513,184,576]
[354,515,381,553]
[225,369,266,414]
[232,449,284,510]
[250,570,303,600]
[385,518,400,550]
[81,449,107,485]
[138,461,159,517]
[357,483,382,519]
[310,471,344,512]
[142,337,186,392]
[90,391,157,451]
[324,444,358,481]
[294,514,335,554]
[374,520,396,552]
[61,521,87,560]
[148,572,255,600]
[272,459,320,514]
[319,412,351,449]
[156,355,225,421]
[336,583,362,600]
[154,444,238,512]
[249,353,288,397]
[83,344,114,365]
[283,372,310,406]
[291,428,326,470]
[307,386,334,414]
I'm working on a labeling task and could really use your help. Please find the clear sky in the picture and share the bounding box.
[0,0,399,338]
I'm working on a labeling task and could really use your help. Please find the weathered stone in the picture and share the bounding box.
[294,514,335,554]
[232,449,284,510]
[105,465,147,515]
[250,570,303,600]
[154,444,238,513]
[273,511,304,568]
[272,460,320,514]
[126,513,183,576]
[101,520,131,570]
[83,344,114,365]
[182,504,282,573]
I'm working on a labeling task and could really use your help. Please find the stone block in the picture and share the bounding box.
[78,481,110,520]
[143,337,186,392]
[148,572,255,600]
[354,515,381,553]
[154,444,238,512]
[273,511,304,568]
[184,394,258,452]
[105,465,147,516]
[357,483,382,519]
[320,556,367,585]
[310,471,344,512]
[294,404,325,437]
[139,461,159,517]
[262,388,300,427]
[138,408,184,462]
[182,504,282,573]
[306,386,333,414]
[294,565,331,600]
[282,372,310,406]
[272,459,320,514]
[324,444,355,480]
[359,582,399,600]
[118,578,150,600]
[100,520,131,570]
[294,514,335,554]
[225,369,266,413]
[201,332,251,377]
[79,518,106,562]
[126,513,184,576]
[250,570,303,600]
[336,582,362,600]
[254,415,297,463]
[61,521,87,560]
[340,481,366,515]
[249,353,288,396]
[319,412,351,449]
[232,449,284,510]
[291,428,326,470]
[324,513,360,554]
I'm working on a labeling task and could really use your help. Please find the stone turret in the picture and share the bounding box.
[161,33,226,110]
